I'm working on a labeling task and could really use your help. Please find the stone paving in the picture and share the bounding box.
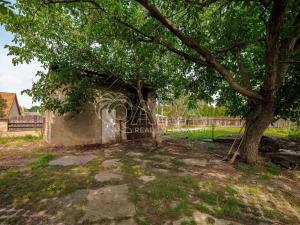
[94,171,123,182]
[49,155,96,166]
[83,184,135,221]
[181,158,208,167]
[1,140,300,225]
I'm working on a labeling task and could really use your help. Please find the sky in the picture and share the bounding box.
[0,25,43,108]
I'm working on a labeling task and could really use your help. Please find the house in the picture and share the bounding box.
[0,92,21,132]
[44,69,156,146]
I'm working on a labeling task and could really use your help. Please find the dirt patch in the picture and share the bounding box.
[0,137,300,225]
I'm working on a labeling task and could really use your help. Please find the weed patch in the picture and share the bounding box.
[123,161,145,176]
[172,158,185,167]
[0,158,102,208]
[30,153,54,169]
[136,176,198,223]
[206,143,215,152]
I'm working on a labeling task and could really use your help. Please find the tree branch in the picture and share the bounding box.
[279,60,300,64]
[135,0,264,101]
[43,0,102,8]
[235,49,251,88]
[138,37,208,66]
[214,38,265,53]
[44,0,208,66]
[43,0,264,101]
[184,0,212,9]
[264,0,288,94]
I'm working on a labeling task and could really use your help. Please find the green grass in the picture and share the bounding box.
[172,158,185,167]
[195,187,244,219]
[30,153,54,169]
[166,127,290,139]
[0,157,103,208]
[288,124,300,139]
[0,135,42,144]
[181,219,197,225]
[123,160,146,176]
[206,143,215,152]
[135,176,198,223]
[237,160,281,177]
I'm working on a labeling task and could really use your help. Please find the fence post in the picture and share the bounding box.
[211,124,215,140]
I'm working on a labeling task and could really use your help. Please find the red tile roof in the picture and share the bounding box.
[0,92,21,119]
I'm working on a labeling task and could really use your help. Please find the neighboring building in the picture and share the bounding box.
[44,69,156,146]
[0,92,21,132]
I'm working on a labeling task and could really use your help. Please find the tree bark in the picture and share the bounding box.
[239,100,274,164]
[136,80,162,148]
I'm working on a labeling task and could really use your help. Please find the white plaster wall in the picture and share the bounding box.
[9,100,20,119]
[101,108,116,144]
[43,105,102,146]
[0,120,8,132]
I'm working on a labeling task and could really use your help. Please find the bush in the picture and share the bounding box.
[288,123,300,139]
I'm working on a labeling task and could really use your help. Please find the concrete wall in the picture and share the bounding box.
[0,120,8,132]
[44,106,102,146]
[44,103,127,147]
[9,100,20,119]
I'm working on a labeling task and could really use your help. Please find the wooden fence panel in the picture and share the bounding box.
[156,115,289,129]
[8,115,44,131]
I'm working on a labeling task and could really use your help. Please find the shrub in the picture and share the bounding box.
[288,123,300,139]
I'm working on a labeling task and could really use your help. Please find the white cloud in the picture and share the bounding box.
[0,47,44,108]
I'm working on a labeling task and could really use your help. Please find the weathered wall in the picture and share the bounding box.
[44,103,127,146]
[9,100,20,119]
[0,120,8,132]
[101,108,116,144]
[44,106,102,146]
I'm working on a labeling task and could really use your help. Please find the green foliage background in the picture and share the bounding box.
[0,0,299,121]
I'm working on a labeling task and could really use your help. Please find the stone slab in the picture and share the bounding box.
[102,159,123,169]
[181,158,207,167]
[138,175,156,183]
[49,155,96,166]
[126,152,144,157]
[94,171,123,182]
[83,184,135,221]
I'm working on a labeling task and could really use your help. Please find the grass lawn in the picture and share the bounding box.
[165,127,291,139]
[0,137,299,224]
[0,135,42,145]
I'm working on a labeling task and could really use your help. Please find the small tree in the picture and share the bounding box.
[0,95,7,118]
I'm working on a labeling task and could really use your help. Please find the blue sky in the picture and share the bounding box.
[0,24,42,108]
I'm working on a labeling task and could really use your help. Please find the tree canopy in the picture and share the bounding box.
[1,0,299,162]
[1,0,298,120]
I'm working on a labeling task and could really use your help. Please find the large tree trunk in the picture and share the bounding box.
[239,100,274,164]
[136,80,162,148]
[150,119,162,148]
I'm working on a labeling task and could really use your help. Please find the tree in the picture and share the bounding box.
[27,106,41,112]
[0,95,7,118]
[128,0,299,163]
[157,97,226,118]
[1,0,299,163]
[1,0,186,147]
